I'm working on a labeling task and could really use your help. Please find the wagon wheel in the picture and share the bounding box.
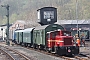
[33,44,37,49]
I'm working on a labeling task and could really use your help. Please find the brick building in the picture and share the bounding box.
[9,20,26,40]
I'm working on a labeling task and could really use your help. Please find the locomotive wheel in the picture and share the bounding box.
[47,48,51,53]
[47,50,51,53]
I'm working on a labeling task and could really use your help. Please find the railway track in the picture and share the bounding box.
[0,46,33,60]
[1,42,90,60]
[27,46,90,60]
[7,43,90,60]
[76,53,90,60]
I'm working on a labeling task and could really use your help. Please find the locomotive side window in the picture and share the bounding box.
[52,31,59,39]
[52,32,55,39]
[44,11,54,19]
[62,31,71,36]
[47,34,50,39]
[46,33,50,40]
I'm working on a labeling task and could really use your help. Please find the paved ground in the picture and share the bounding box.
[9,46,65,60]
[85,41,90,46]
[0,40,64,60]
[0,40,90,60]
[79,41,90,57]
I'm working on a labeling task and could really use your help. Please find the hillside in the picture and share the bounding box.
[0,0,90,25]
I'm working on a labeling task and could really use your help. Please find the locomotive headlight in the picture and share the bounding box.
[72,40,73,42]
[57,42,60,44]
[48,42,50,44]
[68,49,71,52]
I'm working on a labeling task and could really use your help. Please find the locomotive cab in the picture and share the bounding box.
[46,30,79,55]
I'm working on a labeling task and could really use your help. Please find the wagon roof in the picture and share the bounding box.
[34,24,64,30]
[34,25,48,30]
[15,30,24,32]
[23,28,34,32]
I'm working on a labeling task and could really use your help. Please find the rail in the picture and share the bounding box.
[0,46,31,60]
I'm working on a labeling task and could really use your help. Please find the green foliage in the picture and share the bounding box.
[10,13,18,23]
[0,0,90,25]
[2,16,7,24]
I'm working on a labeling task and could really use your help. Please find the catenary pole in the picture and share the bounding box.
[1,4,10,45]
[76,0,79,36]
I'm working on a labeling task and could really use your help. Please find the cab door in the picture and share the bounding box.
[46,32,51,48]
[46,32,54,48]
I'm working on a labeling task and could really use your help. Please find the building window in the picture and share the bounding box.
[44,11,54,19]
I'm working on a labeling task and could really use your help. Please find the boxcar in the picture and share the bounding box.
[22,28,34,47]
[33,24,64,49]
[15,30,24,44]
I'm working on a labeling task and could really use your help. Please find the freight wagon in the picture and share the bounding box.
[15,30,24,44]
[14,28,34,46]
[22,28,34,47]
[33,24,64,50]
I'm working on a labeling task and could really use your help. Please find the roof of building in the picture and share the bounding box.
[37,7,57,11]
[15,20,26,24]
[0,24,12,27]
[55,20,90,24]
